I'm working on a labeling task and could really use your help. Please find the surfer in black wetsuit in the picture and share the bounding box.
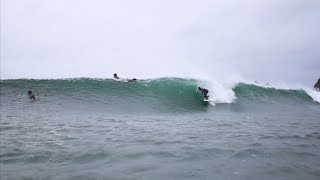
[314,78,320,91]
[27,91,35,100]
[198,87,209,99]
[114,73,120,79]
[128,78,137,82]
[114,73,137,82]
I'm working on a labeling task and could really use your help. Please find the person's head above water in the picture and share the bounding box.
[198,87,202,91]
[27,90,35,100]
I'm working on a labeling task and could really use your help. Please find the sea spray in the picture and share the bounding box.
[198,78,237,106]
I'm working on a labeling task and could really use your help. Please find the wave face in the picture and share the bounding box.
[233,83,314,102]
[0,78,318,113]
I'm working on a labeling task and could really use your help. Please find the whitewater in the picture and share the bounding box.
[1,77,320,180]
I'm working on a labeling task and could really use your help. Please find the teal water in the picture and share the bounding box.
[1,78,320,179]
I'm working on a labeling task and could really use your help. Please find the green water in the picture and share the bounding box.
[0,78,319,179]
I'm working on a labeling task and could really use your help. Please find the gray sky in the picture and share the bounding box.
[1,0,319,85]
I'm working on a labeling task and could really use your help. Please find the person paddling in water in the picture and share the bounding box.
[128,78,137,82]
[114,73,137,82]
[198,87,209,100]
[27,90,36,100]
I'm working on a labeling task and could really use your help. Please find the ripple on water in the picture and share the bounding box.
[297,143,317,148]
[71,149,111,163]
[305,132,320,139]
[122,150,177,160]
[0,125,15,131]
[181,147,234,161]
[232,149,264,159]
[0,150,25,164]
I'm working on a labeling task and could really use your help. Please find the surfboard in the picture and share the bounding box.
[203,95,209,102]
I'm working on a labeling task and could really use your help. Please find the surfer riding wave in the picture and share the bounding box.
[197,87,209,100]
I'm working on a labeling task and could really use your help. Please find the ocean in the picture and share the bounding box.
[1,78,320,180]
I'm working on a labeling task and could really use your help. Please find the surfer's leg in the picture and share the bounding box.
[203,92,208,99]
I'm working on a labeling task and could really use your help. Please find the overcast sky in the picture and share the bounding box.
[1,0,319,85]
